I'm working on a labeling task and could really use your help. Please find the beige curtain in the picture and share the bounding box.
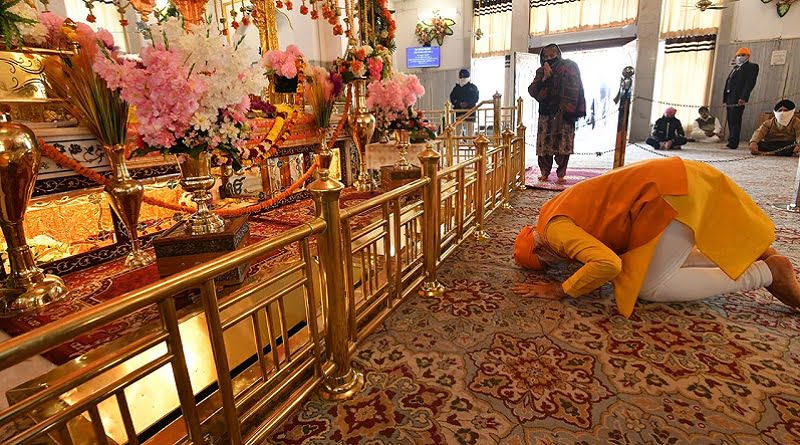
[64,1,130,52]
[473,0,512,57]
[651,36,717,130]
[529,0,638,36]
[660,0,722,38]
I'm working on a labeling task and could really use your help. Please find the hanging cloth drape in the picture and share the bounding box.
[473,0,512,57]
[651,34,717,129]
[529,0,638,36]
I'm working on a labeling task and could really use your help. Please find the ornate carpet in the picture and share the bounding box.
[0,189,378,364]
[268,150,800,444]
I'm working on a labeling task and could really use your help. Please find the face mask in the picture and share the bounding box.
[735,56,747,66]
[774,109,795,127]
[458,78,470,86]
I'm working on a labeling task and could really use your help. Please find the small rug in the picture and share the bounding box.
[525,167,606,191]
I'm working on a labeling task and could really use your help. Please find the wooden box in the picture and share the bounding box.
[380,165,423,192]
[152,216,250,285]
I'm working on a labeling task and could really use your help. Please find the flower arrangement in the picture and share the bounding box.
[276,0,345,35]
[95,18,267,169]
[263,44,303,92]
[247,94,278,118]
[762,0,798,17]
[332,44,391,83]
[0,0,48,48]
[304,65,344,130]
[41,12,128,147]
[366,73,435,142]
[415,12,455,46]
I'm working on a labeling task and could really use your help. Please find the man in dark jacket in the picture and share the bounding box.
[646,107,688,150]
[723,47,759,149]
[449,69,480,135]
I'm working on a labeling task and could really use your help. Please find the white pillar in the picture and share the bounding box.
[629,0,663,141]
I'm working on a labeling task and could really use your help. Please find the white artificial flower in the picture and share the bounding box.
[10,1,48,45]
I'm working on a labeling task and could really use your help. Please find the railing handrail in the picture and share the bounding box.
[340,178,429,219]
[438,158,480,178]
[450,100,494,129]
[0,218,327,370]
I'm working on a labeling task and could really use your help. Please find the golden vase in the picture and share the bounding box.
[394,129,412,170]
[176,152,225,235]
[346,78,377,192]
[0,113,69,316]
[103,145,154,268]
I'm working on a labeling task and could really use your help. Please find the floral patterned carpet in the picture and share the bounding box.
[268,146,800,444]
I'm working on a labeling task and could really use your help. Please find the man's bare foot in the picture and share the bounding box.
[556,177,567,184]
[765,255,800,308]
[664,140,674,150]
[538,175,549,182]
[759,247,779,261]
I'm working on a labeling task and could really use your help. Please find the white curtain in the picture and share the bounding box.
[651,36,717,130]
[473,0,512,57]
[64,1,129,52]
[660,0,722,38]
[529,0,638,36]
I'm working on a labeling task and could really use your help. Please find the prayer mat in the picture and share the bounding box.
[525,166,606,191]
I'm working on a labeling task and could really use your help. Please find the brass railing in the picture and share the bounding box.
[0,96,527,445]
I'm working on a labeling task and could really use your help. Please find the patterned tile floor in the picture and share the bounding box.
[267,145,800,444]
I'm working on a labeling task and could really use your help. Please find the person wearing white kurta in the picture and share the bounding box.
[690,106,722,143]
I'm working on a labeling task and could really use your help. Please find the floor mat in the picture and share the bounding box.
[525,167,606,191]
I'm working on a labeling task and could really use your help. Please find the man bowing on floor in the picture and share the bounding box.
[512,157,800,317]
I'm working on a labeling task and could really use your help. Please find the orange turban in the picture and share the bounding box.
[514,225,543,270]
[736,47,751,57]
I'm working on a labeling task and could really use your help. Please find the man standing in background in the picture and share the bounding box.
[723,47,759,150]
[529,44,586,184]
[449,69,480,136]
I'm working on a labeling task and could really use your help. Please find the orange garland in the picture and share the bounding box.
[35,93,352,218]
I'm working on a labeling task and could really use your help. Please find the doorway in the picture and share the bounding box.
[515,42,637,168]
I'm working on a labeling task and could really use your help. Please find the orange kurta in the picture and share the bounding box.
[537,157,774,317]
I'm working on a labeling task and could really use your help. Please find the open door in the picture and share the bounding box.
[513,51,540,168]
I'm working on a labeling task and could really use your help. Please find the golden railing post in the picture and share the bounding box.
[516,99,527,191]
[474,134,490,240]
[501,128,514,211]
[492,92,502,146]
[419,143,445,297]
[444,100,453,127]
[443,101,454,165]
[309,149,364,401]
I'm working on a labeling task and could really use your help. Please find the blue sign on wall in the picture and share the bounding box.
[406,46,441,69]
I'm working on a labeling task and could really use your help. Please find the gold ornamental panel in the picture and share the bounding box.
[0,51,49,102]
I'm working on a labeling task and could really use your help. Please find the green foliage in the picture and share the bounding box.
[0,0,36,49]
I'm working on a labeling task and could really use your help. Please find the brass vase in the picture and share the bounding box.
[394,130,412,170]
[0,112,69,316]
[103,145,154,268]
[176,152,225,235]
[346,78,376,192]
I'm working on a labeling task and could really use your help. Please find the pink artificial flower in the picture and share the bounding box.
[368,57,383,81]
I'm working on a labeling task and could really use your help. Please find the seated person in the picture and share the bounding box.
[512,157,800,318]
[750,99,800,156]
[690,106,721,143]
[645,107,688,150]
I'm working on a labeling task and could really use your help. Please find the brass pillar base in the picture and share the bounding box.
[516,184,527,191]
[320,365,365,401]
[419,280,445,297]
[474,230,491,240]
[185,212,225,236]
[773,204,799,213]
[501,202,514,211]
[0,274,69,317]
[125,249,155,269]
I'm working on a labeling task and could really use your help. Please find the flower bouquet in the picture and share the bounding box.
[263,44,304,93]
[366,73,434,142]
[41,13,155,266]
[96,17,267,235]
[304,65,344,132]
[332,44,391,83]
[415,12,455,46]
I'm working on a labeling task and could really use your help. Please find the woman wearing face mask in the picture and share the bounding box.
[749,100,800,156]
[722,47,759,150]
[528,43,586,184]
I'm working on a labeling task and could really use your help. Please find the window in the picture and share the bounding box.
[529,0,638,36]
